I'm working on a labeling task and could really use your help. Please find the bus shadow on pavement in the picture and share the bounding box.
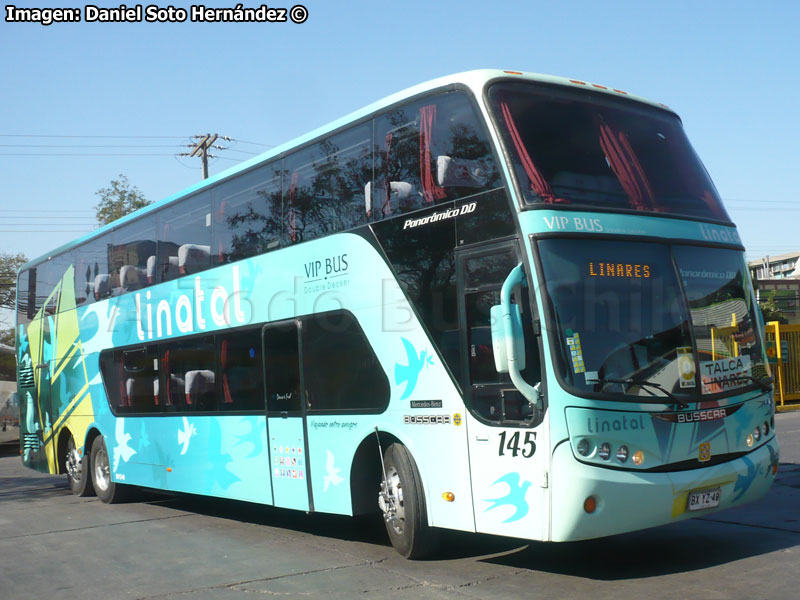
[479,520,797,580]
[140,490,394,547]
[130,464,800,574]
[479,480,800,579]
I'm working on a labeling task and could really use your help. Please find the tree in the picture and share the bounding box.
[760,290,789,325]
[95,174,151,226]
[0,251,27,327]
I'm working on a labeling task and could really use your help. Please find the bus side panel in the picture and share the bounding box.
[106,415,271,504]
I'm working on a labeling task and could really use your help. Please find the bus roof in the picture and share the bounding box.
[21,69,673,271]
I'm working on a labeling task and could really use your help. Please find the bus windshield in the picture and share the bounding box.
[537,239,770,400]
[488,81,730,222]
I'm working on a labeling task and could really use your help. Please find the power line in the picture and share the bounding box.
[0,153,179,156]
[229,138,275,148]
[0,134,190,139]
[0,144,185,148]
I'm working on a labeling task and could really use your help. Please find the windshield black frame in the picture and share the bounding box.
[532,235,770,404]
[486,79,732,225]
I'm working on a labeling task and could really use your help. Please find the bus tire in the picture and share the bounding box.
[66,433,95,497]
[90,436,128,504]
[381,444,439,559]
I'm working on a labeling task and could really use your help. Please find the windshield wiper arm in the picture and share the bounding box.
[588,377,689,409]
[731,374,773,392]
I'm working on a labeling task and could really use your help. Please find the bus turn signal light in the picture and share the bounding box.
[442,492,455,502]
[584,497,597,513]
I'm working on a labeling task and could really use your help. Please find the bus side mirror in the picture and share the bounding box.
[490,304,526,373]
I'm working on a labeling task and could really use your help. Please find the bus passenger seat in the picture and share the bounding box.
[185,369,215,406]
[168,373,184,406]
[120,265,144,291]
[436,156,486,188]
[153,377,160,406]
[94,274,111,300]
[179,244,211,275]
[126,377,153,410]
[146,256,157,284]
[364,181,418,218]
[162,256,180,281]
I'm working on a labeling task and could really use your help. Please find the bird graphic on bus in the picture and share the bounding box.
[395,337,434,400]
[178,416,196,456]
[484,472,532,523]
[323,449,343,492]
[113,418,136,470]
[733,455,760,501]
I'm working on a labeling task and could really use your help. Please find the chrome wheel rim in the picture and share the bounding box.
[66,437,81,482]
[94,445,110,491]
[385,466,405,534]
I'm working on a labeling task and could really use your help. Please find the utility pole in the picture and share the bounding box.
[179,134,231,180]
[190,134,217,179]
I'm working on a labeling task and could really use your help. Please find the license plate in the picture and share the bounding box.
[687,487,721,511]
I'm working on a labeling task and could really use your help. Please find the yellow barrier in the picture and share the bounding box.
[765,321,800,410]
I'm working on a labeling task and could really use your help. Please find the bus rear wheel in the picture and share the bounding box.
[90,436,129,504]
[379,444,439,559]
[66,433,95,497]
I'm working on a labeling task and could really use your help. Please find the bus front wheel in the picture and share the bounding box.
[379,444,438,559]
[66,433,95,497]
[90,436,129,504]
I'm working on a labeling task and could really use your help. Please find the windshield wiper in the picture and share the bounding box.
[731,374,773,392]
[588,377,689,409]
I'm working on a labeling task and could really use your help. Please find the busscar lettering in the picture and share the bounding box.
[676,408,728,423]
[404,415,451,425]
[5,5,81,25]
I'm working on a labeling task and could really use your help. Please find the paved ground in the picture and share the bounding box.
[2,414,800,600]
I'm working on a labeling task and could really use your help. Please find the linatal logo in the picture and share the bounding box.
[395,337,434,400]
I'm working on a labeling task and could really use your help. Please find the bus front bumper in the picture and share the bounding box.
[550,436,779,542]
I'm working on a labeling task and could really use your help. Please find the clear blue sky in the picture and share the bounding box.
[1,0,798,264]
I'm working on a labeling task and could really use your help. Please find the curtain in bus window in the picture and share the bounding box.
[596,116,655,211]
[498,101,556,203]
[419,104,447,204]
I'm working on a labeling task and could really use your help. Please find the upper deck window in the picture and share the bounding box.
[488,81,730,222]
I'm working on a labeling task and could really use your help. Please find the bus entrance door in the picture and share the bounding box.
[263,320,311,511]
[457,244,549,541]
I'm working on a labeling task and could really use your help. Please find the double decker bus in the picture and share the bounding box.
[15,70,778,558]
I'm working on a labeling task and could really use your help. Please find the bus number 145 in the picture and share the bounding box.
[498,431,536,458]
